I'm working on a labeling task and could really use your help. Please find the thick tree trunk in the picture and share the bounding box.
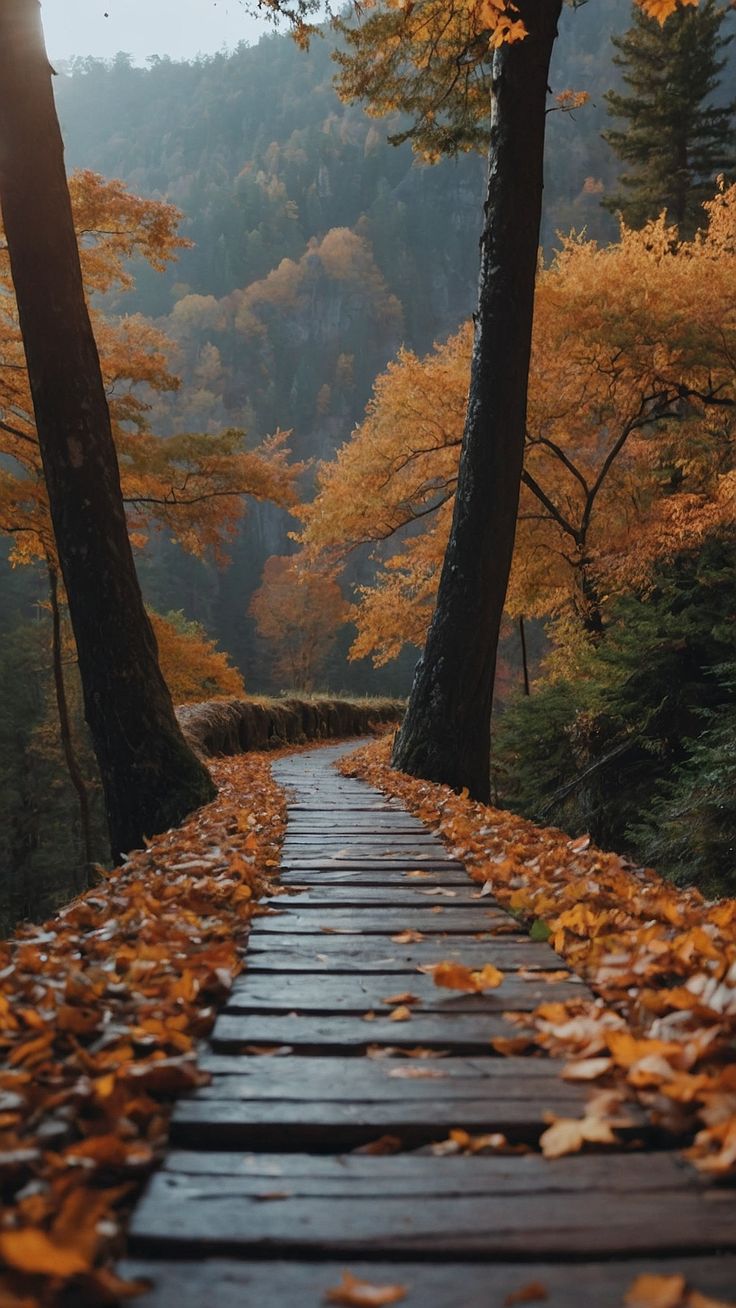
[393,0,562,800]
[0,0,215,860]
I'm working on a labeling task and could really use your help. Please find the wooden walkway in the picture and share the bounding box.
[125,742,736,1306]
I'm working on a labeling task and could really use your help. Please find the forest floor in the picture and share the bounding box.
[0,736,734,1307]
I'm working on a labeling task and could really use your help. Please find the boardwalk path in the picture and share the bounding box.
[127,743,736,1306]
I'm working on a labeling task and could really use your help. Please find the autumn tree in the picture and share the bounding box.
[0,162,298,864]
[331,0,692,800]
[0,2,299,857]
[299,188,736,669]
[250,555,349,690]
[603,0,736,236]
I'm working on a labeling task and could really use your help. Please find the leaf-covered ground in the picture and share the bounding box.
[0,752,287,1307]
[340,740,736,1178]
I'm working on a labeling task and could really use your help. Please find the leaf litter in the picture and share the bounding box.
[0,750,287,1304]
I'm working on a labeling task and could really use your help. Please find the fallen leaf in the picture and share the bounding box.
[381,992,420,1006]
[432,961,503,992]
[0,1228,90,1277]
[388,1005,413,1022]
[687,1291,736,1308]
[324,1270,407,1306]
[561,1057,613,1081]
[504,1282,549,1305]
[539,1113,617,1159]
[624,1275,687,1308]
[391,930,425,944]
[352,1135,402,1156]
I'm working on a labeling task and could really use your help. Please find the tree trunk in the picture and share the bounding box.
[0,0,215,860]
[393,0,562,800]
[47,562,95,885]
[519,617,531,696]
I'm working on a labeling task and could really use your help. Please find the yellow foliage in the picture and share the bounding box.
[299,187,736,665]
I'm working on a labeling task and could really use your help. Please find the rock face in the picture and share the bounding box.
[176,696,403,758]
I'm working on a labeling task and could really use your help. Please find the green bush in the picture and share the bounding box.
[493,533,736,894]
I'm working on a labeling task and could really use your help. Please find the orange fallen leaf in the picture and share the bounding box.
[324,1270,407,1305]
[432,961,503,992]
[624,1275,686,1308]
[391,930,425,943]
[687,1291,736,1308]
[381,992,420,1006]
[561,1057,613,1081]
[388,1005,413,1022]
[0,1227,90,1277]
[539,1113,617,1159]
[504,1282,549,1305]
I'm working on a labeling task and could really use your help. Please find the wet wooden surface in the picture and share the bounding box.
[126,741,736,1305]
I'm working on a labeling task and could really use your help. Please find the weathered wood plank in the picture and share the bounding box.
[120,1257,736,1308]
[245,939,567,973]
[128,1178,736,1258]
[191,1056,587,1103]
[170,1096,604,1150]
[278,869,474,889]
[212,1012,538,1055]
[267,888,503,909]
[158,1150,688,1193]
[224,972,586,1015]
[251,908,522,934]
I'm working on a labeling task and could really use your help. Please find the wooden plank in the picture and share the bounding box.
[266,888,500,908]
[224,972,586,1015]
[278,868,472,887]
[120,1257,736,1308]
[191,1056,587,1102]
[280,858,465,870]
[158,1150,688,1193]
[170,1095,602,1150]
[128,1179,736,1258]
[212,1013,539,1054]
[251,909,520,934]
[283,831,439,841]
[245,939,567,973]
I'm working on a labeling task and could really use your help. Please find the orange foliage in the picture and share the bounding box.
[301,189,736,662]
[0,170,299,575]
[341,738,736,1176]
[149,611,246,704]
[0,751,286,1303]
[250,555,350,690]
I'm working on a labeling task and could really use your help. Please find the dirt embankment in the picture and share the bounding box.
[176,696,403,758]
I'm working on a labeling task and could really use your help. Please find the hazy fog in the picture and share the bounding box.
[41,0,266,63]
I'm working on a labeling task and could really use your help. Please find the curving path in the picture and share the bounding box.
[125,742,736,1306]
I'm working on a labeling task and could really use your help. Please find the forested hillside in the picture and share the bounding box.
[39,4,633,682]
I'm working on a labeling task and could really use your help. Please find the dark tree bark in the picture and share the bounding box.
[519,617,531,697]
[393,0,562,800]
[47,562,95,885]
[0,0,215,860]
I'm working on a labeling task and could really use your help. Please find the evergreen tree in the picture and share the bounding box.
[603,0,736,236]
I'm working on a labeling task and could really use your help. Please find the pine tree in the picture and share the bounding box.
[603,0,736,237]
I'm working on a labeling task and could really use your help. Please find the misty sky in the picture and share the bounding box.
[41,0,268,63]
